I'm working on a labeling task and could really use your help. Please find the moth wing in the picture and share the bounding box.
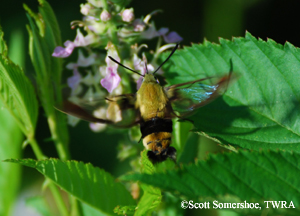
[165,74,234,118]
[55,94,140,127]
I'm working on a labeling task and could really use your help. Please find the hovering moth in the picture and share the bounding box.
[56,44,233,163]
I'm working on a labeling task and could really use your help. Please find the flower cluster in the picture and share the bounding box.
[52,0,182,131]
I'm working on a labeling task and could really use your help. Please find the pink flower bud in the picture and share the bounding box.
[121,8,134,22]
[100,10,111,22]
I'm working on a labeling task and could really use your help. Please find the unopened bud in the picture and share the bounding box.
[121,8,134,22]
[100,10,111,22]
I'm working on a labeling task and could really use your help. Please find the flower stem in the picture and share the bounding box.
[47,111,70,161]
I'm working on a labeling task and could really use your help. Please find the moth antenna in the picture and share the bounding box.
[153,43,179,75]
[145,62,149,74]
[108,56,144,77]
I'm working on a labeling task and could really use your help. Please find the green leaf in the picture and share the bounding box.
[6,158,135,216]
[25,1,69,159]
[0,29,38,138]
[24,0,63,101]
[134,151,161,216]
[135,184,161,216]
[177,132,199,164]
[37,0,62,83]
[121,150,300,214]
[140,150,156,175]
[0,100,23,216]
[0,55,38,137]
[24,4,50,81]
[163,32,300,153]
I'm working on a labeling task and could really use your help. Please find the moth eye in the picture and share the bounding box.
[154,76,160,83]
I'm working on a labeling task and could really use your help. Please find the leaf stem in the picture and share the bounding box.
[28,137,46,160]
[48,183,69,216]
[47,111,70,161]
[36,79,70,161]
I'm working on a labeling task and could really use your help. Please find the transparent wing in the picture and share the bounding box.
[165,73,235,117]
[55,94,140,127]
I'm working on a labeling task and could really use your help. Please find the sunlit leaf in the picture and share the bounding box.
[5,159,135,216]
[163,32,300,153]
[0,28,38,138]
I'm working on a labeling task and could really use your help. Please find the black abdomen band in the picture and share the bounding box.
[140,118,173,138]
